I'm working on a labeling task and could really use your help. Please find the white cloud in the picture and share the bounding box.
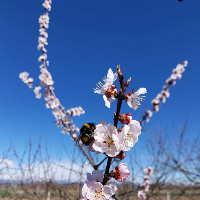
[0,158,93,183]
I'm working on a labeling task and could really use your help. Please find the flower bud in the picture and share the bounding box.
[115,151,125,160]
[118,113,132,125]
[144,166,153,176]
[111,163,130,182]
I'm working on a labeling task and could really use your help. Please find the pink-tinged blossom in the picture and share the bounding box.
[39,71,54,86]
[19,72,29,82]
[50,98,60,109]
[79,106,85,114]
[61,127,69,135]
[70,108,76,117]
[182,60,188,67]
[45,101,52,108]
[156,94,162,101]
[126,88,147,110]
[56,119,62,127]
[33,86,42,99]
[39,15,49,25]
[44,88,50,97]
[153,105,159,112]
[38,37,48,45]
[62,118,73,127]
[40,31,48,38]
[71,133,77,141]
[151,99,160,105]
[19,72,34,88]
[67,107,85,117]
[143,175,151,182]
[121,120,142,151]
[75,127,80,132]
[37,43,45,51]
[141,182,150,192]
[161,90,170,98]
[38,54,47,62]
[166,78,176,86]
[145,117,150,122]
[52,108,65,119]
[138,190,146,200]
[139,166,153,198]
[94,68,118,108]
[112,163,130,182]
[144,110,153,117]
[42,1,51,11]
[74,107,81,116]
[118,113,132,125]
[109,184,118,193]
[92,124,123,157]
[82,181,114,200]
[144,166,153,176]
[22,77,34,88]
[82,170,115,199]
[66,110,71,115]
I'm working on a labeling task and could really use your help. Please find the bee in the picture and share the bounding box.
[77,123,96,146]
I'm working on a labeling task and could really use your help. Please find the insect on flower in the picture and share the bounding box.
[76,123,96,146]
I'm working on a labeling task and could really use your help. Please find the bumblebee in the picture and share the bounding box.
[77,123,96,146]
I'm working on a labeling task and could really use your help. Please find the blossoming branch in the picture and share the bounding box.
[140,60,188,125]
[138,166,153,200]
[81,65,147,199]
[19,0,86,140]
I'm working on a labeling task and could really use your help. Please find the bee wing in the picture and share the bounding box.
[97,119,106,126]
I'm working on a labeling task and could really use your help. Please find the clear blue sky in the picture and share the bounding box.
[0,0,199,164]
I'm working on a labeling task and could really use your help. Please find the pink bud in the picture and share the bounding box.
[50,95,55,100]
[115,151,125,160]
[153,105,159,112]
[118,113,132,125]
[112,163,130,182]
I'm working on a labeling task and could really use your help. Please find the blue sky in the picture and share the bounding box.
[0,0,200,168]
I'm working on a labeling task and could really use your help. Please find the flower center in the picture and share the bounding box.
[105,136,114,147]
[95,188,104,199]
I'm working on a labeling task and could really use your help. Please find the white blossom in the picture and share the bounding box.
[19,72,29,82]
[94,68,118,108]
[62,127,69,135]
[42,1,51,11]
[50,98,60,109]
[52,108,65,119]
[126,88,147,110]
[121,120,142,151]
[92,124,123,157]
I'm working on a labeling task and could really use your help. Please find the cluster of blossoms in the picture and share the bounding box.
[19,72,34,89]
[141,60,188,124]
[81,66,146,198]
[82,170,115,200]
[19,0,84,141]
[89,119,141,156]
[82,169,125,200]
[90,68,144,157]
[66,107,85,117]
[138,166,153,200]
[94,68,147,110]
